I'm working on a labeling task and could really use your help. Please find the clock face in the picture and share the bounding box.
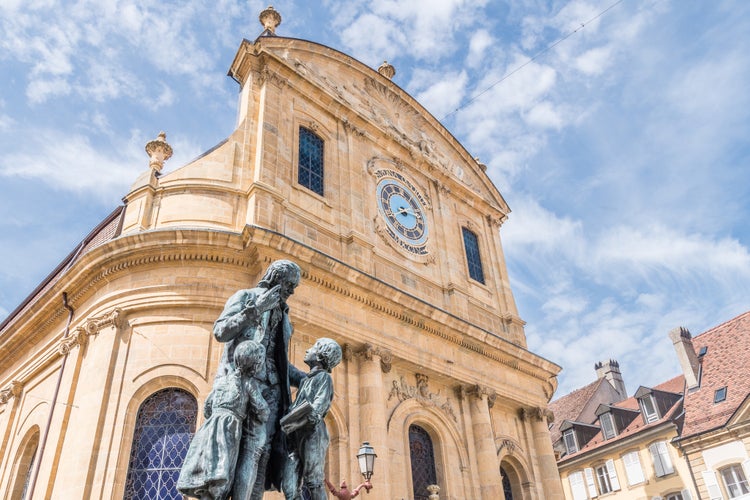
[376,177,429,254]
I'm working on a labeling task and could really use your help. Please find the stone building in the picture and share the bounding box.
[0,8,563,500]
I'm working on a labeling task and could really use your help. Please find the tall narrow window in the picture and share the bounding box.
[501,467,514,500]
[124,388,197,500]
[649,441,674,477]
[622,450,645,485]
[462,227,485,284]
[600,412,616,439]
[640,394,659,423]
[563,429,578,455]
[298,126,324,195]
[10,430,39,500]
[409,425,438,500]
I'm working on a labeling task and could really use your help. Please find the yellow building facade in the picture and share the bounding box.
[0,12,562,500]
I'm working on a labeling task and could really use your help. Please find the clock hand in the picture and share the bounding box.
[397,206,416,217]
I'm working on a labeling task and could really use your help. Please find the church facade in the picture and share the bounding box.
[0,10,562,500]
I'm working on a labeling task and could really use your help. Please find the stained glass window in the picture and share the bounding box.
[501,467,514,500]
[124,388,197,500]
[462,227,485,284]
[409,424,437,500]
[298,126,324,196]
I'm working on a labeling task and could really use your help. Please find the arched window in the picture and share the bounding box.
[10,429,39,500]
[298,126,325,195]
[462,227,485,284]
[501,467,514,500]
[409,424,437,500]
[124,388,197,500]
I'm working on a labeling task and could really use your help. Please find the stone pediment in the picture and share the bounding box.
[248,38,509,214]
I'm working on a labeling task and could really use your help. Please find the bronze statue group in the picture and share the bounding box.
[176,260,366,500]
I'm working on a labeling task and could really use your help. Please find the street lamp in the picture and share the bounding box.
[357,441,377,482]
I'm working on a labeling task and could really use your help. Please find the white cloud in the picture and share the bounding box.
[467,29,494,68]
[412,71,468,119]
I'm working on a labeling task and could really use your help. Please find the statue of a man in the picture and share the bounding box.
[212,260,305,499]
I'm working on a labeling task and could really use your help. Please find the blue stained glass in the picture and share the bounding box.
[462,227,485,284]
[298,127,324,196]
[124,388,197,500]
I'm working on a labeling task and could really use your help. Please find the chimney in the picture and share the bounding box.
[669,326,701,389]
[595,359,627,399]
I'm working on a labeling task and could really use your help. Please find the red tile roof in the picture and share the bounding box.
[681,310,750,438]
[558,375,685,463]
[549,378,607,444]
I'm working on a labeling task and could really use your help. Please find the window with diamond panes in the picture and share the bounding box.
[462,227,485,284]
[124,388,197,500]
[298,126,324,196]
[409,424,438,500]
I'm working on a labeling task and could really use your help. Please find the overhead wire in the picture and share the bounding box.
[440,0,628,121]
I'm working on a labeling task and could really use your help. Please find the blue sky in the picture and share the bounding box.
[1,0,748,396]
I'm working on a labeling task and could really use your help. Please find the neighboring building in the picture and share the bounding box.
[551,362,696,500]
[551,311,750,500]
[0,8,563,500]
[672,313,750,500]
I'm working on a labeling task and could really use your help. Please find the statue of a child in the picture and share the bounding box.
[178,340,268,500]
[281,337,342,500]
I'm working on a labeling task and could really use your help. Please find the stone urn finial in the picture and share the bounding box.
[427,484,440,499]
[474,156,487,171]
[259,6,282,35]
[145,131,172,174]
[378,60,396,79]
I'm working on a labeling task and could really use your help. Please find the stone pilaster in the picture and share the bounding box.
[520,407,564,500]
[357,343,391,498]
[465,385,503,499]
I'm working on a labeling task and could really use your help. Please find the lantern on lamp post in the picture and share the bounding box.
[357,441,377,485]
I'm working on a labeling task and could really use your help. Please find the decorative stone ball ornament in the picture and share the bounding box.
[259,6,282,34]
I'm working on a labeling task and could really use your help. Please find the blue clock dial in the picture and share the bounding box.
[376,178,429,253]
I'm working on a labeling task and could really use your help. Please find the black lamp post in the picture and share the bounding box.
[357,441,377,484]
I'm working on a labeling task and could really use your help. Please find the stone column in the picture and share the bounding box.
[357,343,392,498]
[522,407,564,500]
[466,385,503,499]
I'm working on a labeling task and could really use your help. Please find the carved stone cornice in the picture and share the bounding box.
[57,308,125,356]
[257,66,287,89]
[389,374,457,422]
[497,438,518,456]
[486,213,508,228]
[464,384,497,407]
[341,118,365,137]
[0,380,23,405]
[518,406,554,423]
[342,343,354,362]
[357,343,393,373]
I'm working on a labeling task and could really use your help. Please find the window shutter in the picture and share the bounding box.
[606,459,621,491]
[623,451,646,485]
[658,441,674,474]
[681,488,693,500]
[650,443,665,477]
[742,459,750,480]
[569,471,588,500]
[585,467,598,497]
[702,470,723,500]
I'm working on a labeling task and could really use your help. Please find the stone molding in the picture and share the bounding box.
[0,380,23,405]
[58,308,125,356]
[461,384,498,408]
[389,374,457,422]
[518,406,554,424]
[357,343,392,373]
[299,264,549,383]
